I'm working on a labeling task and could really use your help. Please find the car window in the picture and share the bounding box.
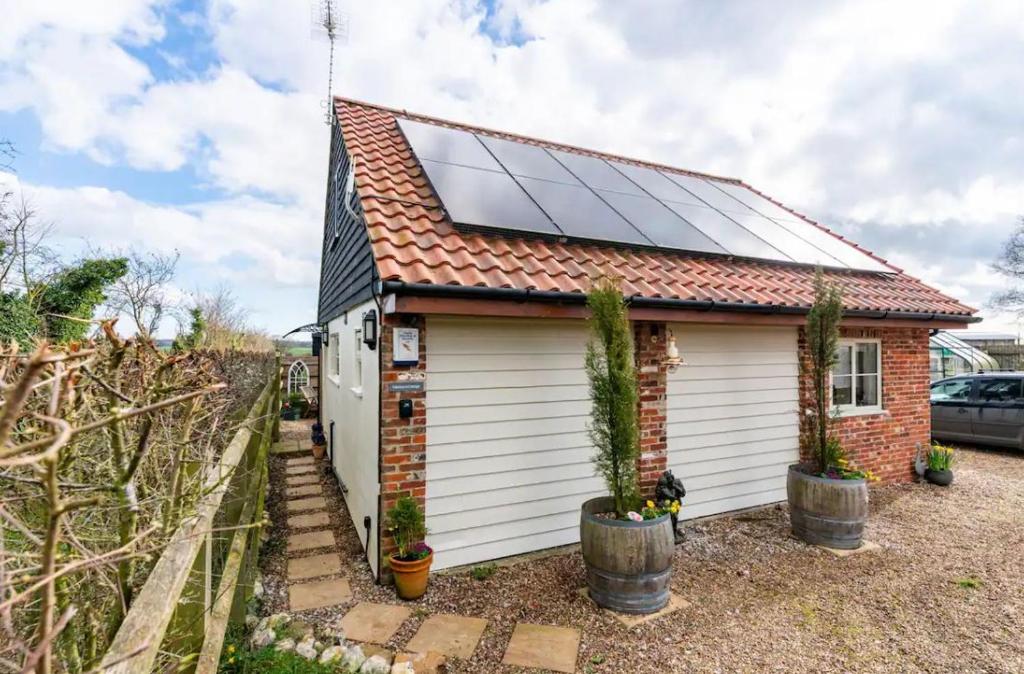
[930,380,972,402]
[977,379,1023,402]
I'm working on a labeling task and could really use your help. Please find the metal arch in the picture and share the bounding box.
[281,323,323,339]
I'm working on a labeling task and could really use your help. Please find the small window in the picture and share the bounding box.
[332,162,347,239]
[977,379,1022,402]
[287,360,310,394]
[329,333,340,379]
[353,329,363,390]
[930,379,972,402]
[832,339,882,413]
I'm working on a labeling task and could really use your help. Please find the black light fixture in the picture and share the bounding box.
[362,309,378,350]
[321,327,329,346]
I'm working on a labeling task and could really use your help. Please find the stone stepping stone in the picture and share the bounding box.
[501,623,580,673]
[287,455,315,466]
[406,614,487,660]
[394,651,446,674]
[287,511,330,529]
[286,484,323,498]
[286,464,316,476]
[339,602,411,644]
[287,552,342,580]
[286,474,319,487]
[289,577,352,611]
[287,496,327,513]
[287,530,335,553]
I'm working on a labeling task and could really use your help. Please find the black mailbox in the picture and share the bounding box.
[398,398,413,419]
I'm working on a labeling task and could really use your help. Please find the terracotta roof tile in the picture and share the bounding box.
[335,97,976,318]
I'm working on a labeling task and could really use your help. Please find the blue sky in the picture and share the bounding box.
[2,1,1023,338]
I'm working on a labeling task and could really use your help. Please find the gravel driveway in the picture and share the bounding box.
[260,446,1024,673]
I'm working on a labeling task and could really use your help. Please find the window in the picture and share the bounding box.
[329,333,340,381]
[930,379,972,402]
[332,158,355,241]
[287,360,309,394]
[977,378,1023,402]
[832,340,881,413]
[352,329,363,391]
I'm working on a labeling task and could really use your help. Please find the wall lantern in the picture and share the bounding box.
[663,328,685,373]
[321,327,329,346]
[362,309,378,350]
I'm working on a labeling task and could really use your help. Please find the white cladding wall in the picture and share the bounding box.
[666,324,800,519]
[322,299,380,576]
[424,317,603,569]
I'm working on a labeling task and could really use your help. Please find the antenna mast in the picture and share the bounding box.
[312,0,350,125]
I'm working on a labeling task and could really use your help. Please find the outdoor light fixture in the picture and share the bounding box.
[321,327,329,346]
[362,309,378,350]
[663,329,684,373]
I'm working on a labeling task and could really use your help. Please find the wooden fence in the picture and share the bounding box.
[100,360,282,673]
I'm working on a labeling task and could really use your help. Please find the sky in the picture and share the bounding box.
[1,0,1022,338]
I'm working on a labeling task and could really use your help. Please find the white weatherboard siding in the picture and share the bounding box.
[666,324,800,520]
[425,317,603,569]
[322,299,381,576]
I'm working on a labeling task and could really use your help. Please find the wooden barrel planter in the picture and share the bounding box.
[579,496,675,614]
[786,464,868,549]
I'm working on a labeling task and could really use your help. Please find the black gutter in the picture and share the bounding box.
[380,280,982,323]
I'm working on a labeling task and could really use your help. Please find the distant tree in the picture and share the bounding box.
[36,258,128,343]
[103,248,180,338]
[171,307,206,352]
[174,286,272,352]
[991,216,1024,314]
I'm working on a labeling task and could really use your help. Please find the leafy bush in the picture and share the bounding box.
[927,443,955,471]
[220,643,339,674]
[470,563,497,581]
[385,496,428,560]
[805,270,844,473]
[584,276,640,517]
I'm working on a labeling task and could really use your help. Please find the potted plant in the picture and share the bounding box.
[579,277,676,615]
[280,400,298,421]
[311,425,327,460]
[385,496,432,600]
[286,392,308,418]
[787,271,879,549]
[925,443,955,486]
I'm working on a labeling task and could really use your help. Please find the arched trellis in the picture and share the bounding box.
[287,360,310,394]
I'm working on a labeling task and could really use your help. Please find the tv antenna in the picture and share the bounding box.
[311,0,350,125]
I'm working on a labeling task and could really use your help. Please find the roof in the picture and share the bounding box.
[947,330,1017,342]
[335,97,977,320]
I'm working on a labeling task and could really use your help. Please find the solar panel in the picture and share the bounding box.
[663,202,792,262]
[609,162,706,205]
[419,160,559,235]
[597,190,725,254]
[397,118,502,171]
[711,183,893,272]
[516,177,650,244]
[546,150,645,195]
[477,136,580,185]
[664,174,754,214]
[725,212,845,267]
[398,116,893,273]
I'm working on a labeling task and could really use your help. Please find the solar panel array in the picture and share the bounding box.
[397,117,892,273]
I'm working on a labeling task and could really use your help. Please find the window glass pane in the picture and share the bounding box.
[856,343,879,375]
[978,379,1022,402]
[832,374,853,406]
[856,374,879,407]
[834,345,852,376]
[932,380,971,401]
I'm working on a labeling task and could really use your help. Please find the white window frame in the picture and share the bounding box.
[287,360,309,394]
[830,338,883,416]
[351,328,363,396]
[328,333,341,385]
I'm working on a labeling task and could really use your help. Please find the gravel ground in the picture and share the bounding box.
[260,443,1024,673]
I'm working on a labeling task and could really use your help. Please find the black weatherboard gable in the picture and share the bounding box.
[317,119,376,324]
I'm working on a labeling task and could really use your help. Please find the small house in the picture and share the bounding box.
[316,98,977,578]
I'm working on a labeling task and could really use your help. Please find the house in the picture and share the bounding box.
[316,97,978,578]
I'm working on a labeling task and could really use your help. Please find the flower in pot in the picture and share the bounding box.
[311,429,327,460]
[924,443,955,486]
[579,276,675,615]
[385,496,432,600]
[787,271,877,550]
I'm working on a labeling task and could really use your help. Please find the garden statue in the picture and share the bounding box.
[655,470,686,542]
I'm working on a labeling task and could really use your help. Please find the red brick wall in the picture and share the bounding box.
[379,316,427,573]
[798,326,931,484]
[635,321,668,496]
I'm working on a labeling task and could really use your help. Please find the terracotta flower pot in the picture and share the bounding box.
[311,443,326,460]
[390,549,433,600]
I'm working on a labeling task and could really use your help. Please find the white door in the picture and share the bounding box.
[666,324,800,520]
[425,317,603,569]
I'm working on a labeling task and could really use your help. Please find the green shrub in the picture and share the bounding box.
[805,270,843,473]
[219,644,340,673]
[584,276,640,517]
[385,496,428,560]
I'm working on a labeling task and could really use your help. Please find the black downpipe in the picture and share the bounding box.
[380,281,980,323]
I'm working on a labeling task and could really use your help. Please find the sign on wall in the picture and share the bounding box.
[393,327,419,366]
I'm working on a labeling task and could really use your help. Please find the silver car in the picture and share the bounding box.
[930,373,1024,449]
